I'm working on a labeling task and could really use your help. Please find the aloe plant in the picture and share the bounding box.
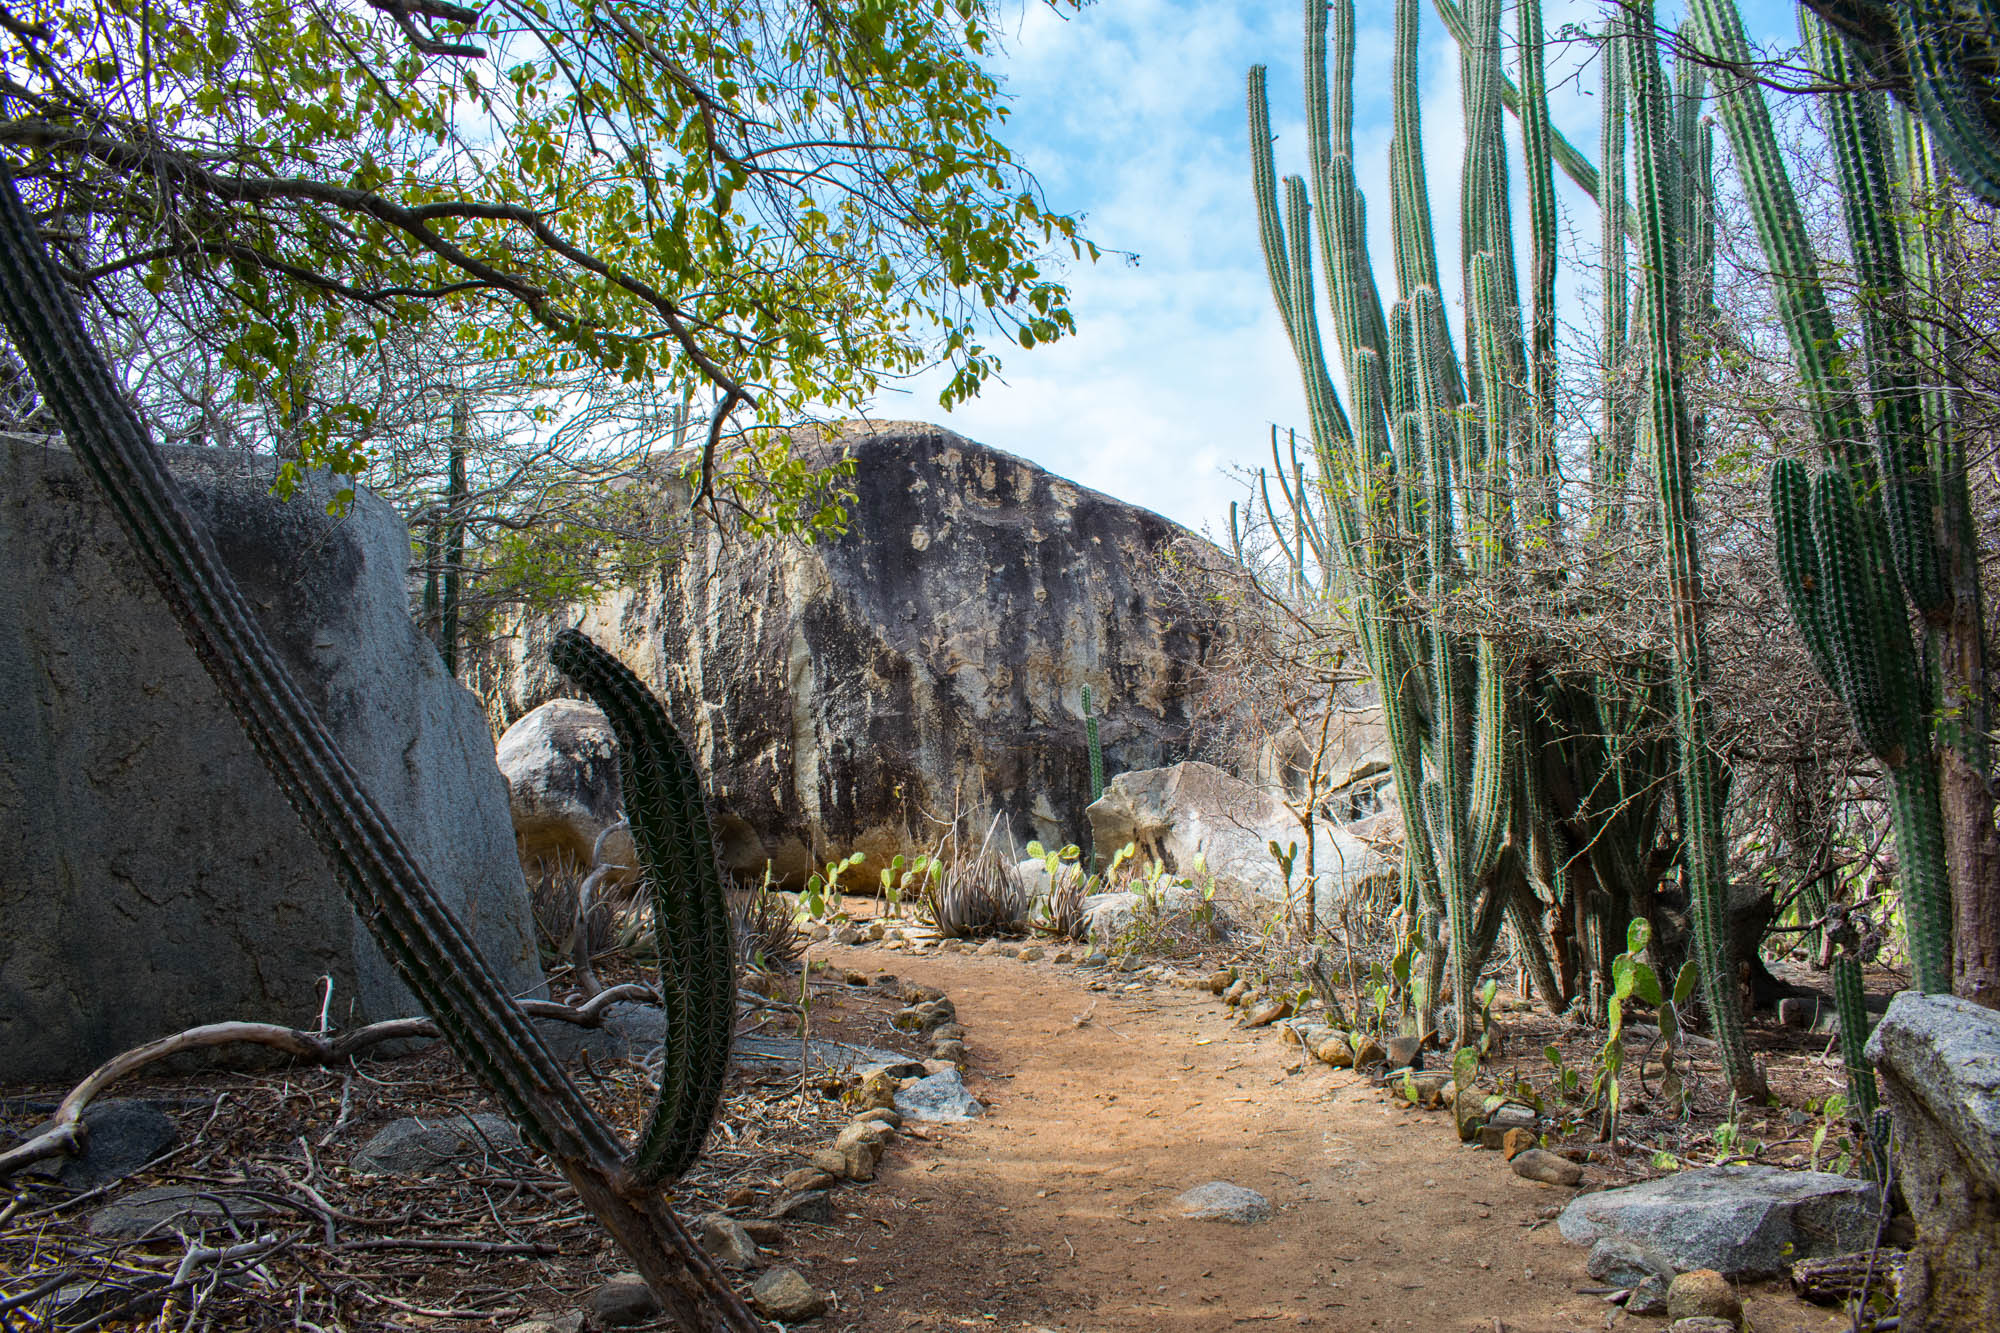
[0,172,762,1329]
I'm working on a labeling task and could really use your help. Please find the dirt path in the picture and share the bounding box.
[787,946,1846,1333]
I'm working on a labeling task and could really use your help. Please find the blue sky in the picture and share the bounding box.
[876,0,1802,540]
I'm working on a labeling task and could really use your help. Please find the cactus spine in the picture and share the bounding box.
[1689,0,1959,995]
[1626,0,1764,1099]
[551,630,735,1185]
[0,173,764,1329]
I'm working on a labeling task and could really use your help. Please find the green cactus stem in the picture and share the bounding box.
[551,629,736,1186]
[1082,683,1106,803]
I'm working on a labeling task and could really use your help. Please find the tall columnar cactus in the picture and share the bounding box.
[1688,0,1967,997]
[1247,0,1713,1046]
[1803,0,2000,205]
[1625,0,1764,1099]
[1082,683,1105,803]
[551,629,736,1184]
[0,172,764,1330]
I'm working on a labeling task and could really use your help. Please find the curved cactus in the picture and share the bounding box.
[551,629,735,1186]
[0,172,763,1329]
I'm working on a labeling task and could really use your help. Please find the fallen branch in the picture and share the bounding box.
[0,985,661,1180]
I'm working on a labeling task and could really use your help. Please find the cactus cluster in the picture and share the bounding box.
[1689,0,1975,997]
[1246,0,1717,1050]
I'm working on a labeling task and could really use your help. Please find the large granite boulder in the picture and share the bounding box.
[472,422,1235,886]
[0,438,544,1080]
[1085,761,1395,915]
[1867,992,2000,1332]
[495,699,635,883]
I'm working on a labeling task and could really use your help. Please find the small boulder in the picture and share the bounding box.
[766,1190,833,1223]
[1017,945,1045,962]
[894,1069,984,1123]
[1242,998,1291,1028]
[352,1113,522,1175]
[1176,1181,1272,1224]
[28,1100,178,1191]
[1668,1320,1737,1333]
[931,1039,969,1065]
[1384,1034,1422,1069]
[1501,1128,1537,1160]
[1666,1270,1740,1324]
[589,1274,660,1328]
[88,1184,270,1239]
[697,1213,762,1270]
[751,1268,827,1321]
[1511,1149,1584,1187]
[1310,1031,1355,1068]
[1352,1034,1386,1066]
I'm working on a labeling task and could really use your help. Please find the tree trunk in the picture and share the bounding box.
[1943,741,2000,1007]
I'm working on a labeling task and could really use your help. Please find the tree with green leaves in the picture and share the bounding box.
[0,0,1093,505]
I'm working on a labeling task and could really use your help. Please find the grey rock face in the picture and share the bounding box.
[351,1113,523,1175]
[1557,1163,1878,1278]
[472,423,1235,886]
[494,699,635,882]
[893,1068,984,1122]
[1086,762,1396,912]
[1866,992,2000,1332]
[1175,1181,1272,1223]
[0,440,542,1080]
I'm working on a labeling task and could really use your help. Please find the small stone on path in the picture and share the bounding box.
[1666,1270,1740,1324]
[894,1068,984,1122]
[589,1274,660,1327]
[1176,1181,1272,1223]
[751,1268,827,1321]
[1510,1149,1583,1187]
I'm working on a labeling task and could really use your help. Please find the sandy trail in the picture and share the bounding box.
[782,946,1847,1333]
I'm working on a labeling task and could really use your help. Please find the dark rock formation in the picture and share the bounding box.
[0,438,543,1081]
[474,422,1234,885]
